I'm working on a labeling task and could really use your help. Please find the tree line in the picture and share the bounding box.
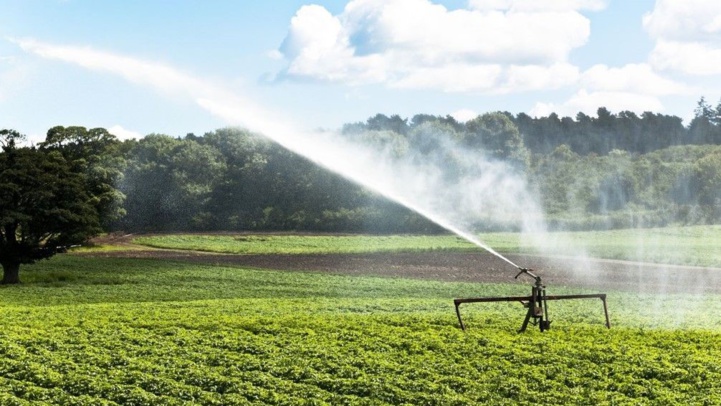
[75,98,721,231]
[2,98,721,282]
[346,97,721,156]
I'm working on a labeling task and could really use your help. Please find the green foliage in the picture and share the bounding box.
[118,128,441,234]
[465,112,529,167]
[14,101,721,239]
[39,126,127,227]
[0,132,105,283]
[693,151,721,205]
[0,255,720,404]
[119,134,227,231]
[515,108,688,155]
[111,110,721,235]
[532,145,721,229]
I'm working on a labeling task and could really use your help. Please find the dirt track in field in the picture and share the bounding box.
[83,234,721,295]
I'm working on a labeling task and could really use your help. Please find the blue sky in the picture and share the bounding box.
[1,0,720,142]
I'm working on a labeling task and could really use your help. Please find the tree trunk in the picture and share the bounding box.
[1,262,21,284]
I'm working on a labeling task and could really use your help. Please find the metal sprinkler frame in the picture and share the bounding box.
[454,267,611,332]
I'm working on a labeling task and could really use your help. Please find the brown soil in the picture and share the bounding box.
[83,233,721,294]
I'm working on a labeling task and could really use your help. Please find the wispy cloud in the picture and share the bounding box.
[11,37,295,136]
[11,37,210,96]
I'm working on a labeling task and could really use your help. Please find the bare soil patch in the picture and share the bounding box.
[83,234,721,294]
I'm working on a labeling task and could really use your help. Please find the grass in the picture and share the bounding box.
[131,234,481,255]
[129,225,721,267]
[0,254,720,404]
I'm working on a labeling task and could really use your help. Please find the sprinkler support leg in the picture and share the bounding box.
[454,301,466,331]
[601,294,611,328]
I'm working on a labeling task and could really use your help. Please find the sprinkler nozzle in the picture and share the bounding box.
[515,267,541,283]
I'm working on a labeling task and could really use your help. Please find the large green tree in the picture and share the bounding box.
[0,129,104,284]
[39,126,127,228]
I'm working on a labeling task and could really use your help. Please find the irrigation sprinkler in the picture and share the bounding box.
[454,267,610,332]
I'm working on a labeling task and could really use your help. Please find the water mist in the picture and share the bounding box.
[199,98,543,268]
[17,39,721,330]
[16,37,542,269]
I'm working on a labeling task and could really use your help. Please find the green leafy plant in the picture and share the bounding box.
[0,255,719,404]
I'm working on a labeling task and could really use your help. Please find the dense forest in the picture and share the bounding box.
[7,98,721,234]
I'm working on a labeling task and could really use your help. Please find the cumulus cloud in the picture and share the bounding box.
[275,0,599,93]
[107,125,142,141]
[649,41,721,76]
[643,0,721,75]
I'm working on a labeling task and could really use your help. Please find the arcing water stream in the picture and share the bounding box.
[14,38,531,269]
[199,98,531,269]
[24,40,721,331]
[363,190,521,269]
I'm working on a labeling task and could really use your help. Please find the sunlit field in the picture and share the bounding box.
[131,225,721,267]
[6,0,721,404]
[1,229,721,404]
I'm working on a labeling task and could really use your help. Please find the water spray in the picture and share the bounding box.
[178,67,609,334]
[20,41,610,332]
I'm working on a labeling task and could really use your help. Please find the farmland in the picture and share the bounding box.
[131,225,721,267]
[1,231,721,404]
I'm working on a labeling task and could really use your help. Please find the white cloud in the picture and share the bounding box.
[280,4,387,84]
[530,62,691,118]
[391,64,503,92]
[450,109,478,123]
[649,40,721,76]
[11,37,207,96]
[107,125,142,141]
[643,0,721,76]
[530,89,664,118]
[502,63,580,93]
[276,0,600,93]
[643,0,721,41]
[580,63,691,95]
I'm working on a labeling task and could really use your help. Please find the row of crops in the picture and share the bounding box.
[0,249,720,404]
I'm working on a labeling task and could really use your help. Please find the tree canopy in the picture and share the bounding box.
[0,127,124,283]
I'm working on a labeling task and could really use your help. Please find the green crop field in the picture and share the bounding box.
[1,238,721,405]
[132,225,721,267]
